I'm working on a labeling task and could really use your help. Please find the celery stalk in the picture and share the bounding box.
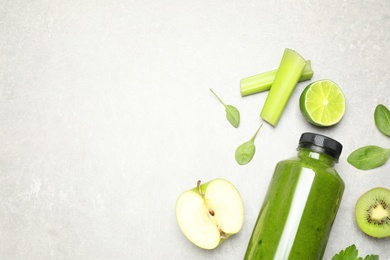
[240,60,313,96]
[260,49,306,126]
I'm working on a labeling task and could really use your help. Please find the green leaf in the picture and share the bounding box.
[332,245,379,260]
[332,245,360,260]
[225,105,240,128]
[235,124,262,165]
[374,104,390,136]
[347,145,390,170]
[210,88,240,128]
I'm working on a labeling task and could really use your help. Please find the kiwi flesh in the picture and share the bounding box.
[355,187,390,238]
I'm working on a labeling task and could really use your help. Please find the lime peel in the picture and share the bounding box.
[299,79,345,127]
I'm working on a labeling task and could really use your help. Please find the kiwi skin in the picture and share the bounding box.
[355,187,390,238]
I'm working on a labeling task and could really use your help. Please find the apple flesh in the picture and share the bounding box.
[175,178,244,249]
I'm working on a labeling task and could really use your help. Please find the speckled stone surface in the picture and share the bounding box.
[1,0,390,259]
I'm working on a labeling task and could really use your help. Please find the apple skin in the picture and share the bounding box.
[175,178,244,250]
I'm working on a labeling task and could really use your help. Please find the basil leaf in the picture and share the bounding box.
[210,88,240,128]
[235,124,262,165]
[374,104,390,136]
[347,145,390,170]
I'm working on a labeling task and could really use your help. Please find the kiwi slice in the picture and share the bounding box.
[355,187,390,238]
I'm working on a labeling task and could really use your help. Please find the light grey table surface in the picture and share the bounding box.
[1,0,390,259]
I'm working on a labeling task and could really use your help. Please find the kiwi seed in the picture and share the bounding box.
[355,187,390,238]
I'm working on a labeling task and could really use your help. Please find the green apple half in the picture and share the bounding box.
[175,178,244,249]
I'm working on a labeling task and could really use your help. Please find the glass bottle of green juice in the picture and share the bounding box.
[244,133,345,260]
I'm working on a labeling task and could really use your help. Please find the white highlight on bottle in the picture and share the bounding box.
[274,167,315,259]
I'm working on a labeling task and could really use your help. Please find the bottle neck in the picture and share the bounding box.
[297,148,337,167]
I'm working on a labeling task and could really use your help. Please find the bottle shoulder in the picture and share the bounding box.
[278,156,334,169]
[276,156,344,184]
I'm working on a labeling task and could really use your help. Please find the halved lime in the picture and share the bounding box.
[299,80,345,127]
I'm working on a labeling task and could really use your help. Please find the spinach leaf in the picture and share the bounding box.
[225,105,240,128]
[235,124,262,165]
[347,145,390,170]
[210,88,240,128]
[374,104,390,136]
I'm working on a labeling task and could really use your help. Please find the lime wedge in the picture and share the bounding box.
[299,80,345,127]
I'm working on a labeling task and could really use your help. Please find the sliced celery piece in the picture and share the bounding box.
[240,60,313,97]
[260,49,306,126]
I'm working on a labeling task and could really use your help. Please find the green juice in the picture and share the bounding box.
[244,133,345,259]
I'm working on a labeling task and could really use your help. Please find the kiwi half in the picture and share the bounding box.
[355,187,390,238]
